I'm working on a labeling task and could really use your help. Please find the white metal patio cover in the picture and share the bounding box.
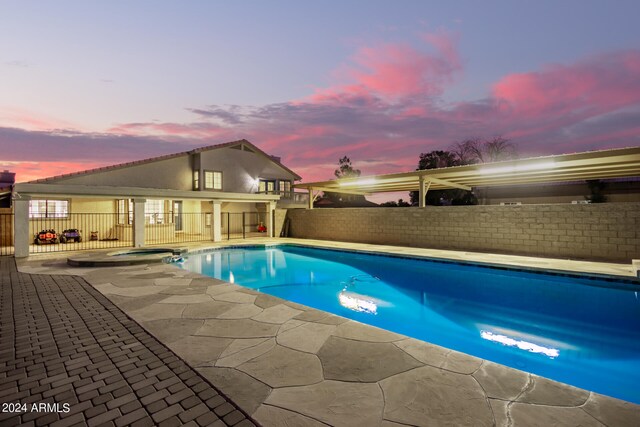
[294,146,640,207]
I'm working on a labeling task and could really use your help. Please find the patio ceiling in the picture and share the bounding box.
[294,146,640,195]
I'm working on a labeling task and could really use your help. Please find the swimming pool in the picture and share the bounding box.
[178,244,640,403]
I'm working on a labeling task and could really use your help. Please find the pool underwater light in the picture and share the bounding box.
[481,330,559,358]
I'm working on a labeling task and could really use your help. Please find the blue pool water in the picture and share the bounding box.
[178,245,640,403]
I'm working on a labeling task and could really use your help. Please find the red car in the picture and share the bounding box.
[34,229,58,245]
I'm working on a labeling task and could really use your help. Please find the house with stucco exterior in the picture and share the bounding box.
[10,139,303,256]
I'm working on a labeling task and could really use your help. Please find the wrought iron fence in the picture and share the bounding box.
[0,213,13,256]
[222,212,269,240]
[29,213,132,254]
[20,210,268,254]
[145,212,212,245]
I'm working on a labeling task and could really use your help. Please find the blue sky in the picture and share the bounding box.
[1,1,639,192]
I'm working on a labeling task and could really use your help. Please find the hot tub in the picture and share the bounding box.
[67,247,186,267]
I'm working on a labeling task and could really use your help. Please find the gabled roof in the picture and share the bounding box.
[26,139,301,184]
[294,146,640,194]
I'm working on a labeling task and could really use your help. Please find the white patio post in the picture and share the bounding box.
[132,198,146,247]
[13,195,31,258]
[266,201,276,238]
[211,201,222,242]
[418,176,431,208]
[308,188,314,209]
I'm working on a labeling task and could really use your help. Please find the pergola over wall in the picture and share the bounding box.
[294,147,640,208]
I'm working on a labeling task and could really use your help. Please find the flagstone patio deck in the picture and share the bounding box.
[0,258,255,427]
[15,239,640,426]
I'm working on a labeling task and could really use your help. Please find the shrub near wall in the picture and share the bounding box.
[286,203,640,262]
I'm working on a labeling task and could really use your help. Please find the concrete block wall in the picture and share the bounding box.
[274,208,289,237]
[285,203,640,262]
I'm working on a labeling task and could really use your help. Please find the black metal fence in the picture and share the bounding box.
[145,212,212,245]
[6,210,269,255]
[29,213,132,254]
[222,212,270,240]
[0,213,13,256]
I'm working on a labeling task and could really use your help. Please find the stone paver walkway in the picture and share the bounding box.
[17,245,640,427]
[0,257,256,427]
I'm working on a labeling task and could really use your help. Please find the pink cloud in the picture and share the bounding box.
[0,108,79,132]
[5,161,107,184]
[2,36,639,192]
[108,122,232,140]
[252,47,640,176]
[493,50,640,117]
[310,31,461,103]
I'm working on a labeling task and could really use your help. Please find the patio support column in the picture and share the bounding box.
[13,195,31,258]
[132,198,146,247]
[418,176,432,208]
[307,188,314,209]
[418,176,427,208]
[211,201,222,242]
[266,201,276,238]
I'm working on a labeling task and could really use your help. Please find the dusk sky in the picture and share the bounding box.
[2,1,640,202]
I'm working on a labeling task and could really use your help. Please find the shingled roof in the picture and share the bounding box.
[26,139,301,184]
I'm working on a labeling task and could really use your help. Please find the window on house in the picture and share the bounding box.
[117,199,133,225]
[193,170,200,190]
[29,200,69,218]
[279,180,291,195]
[259,179,275,193]
[145,199,165,224]
[204,171,222,190]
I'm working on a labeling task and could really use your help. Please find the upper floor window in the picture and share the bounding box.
[29,200,69,219]
[204,171,222,190]
[279,180,291,194]
[259,179,275,193]
[193,170,200,190]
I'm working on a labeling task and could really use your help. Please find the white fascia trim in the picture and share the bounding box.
[13,183,280,202]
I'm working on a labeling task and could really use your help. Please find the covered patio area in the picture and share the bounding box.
[296,146,640,207]
[11,183,280,257]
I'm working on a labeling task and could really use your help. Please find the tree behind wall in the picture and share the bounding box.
[380,198,411,207]
[334,156,361,180]
[410,137,517,206]
[450,137,517,163]
[320,156,370,205]
[585,179,608,203]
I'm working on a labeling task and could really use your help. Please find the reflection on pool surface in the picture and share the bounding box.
[178,245,640,403]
